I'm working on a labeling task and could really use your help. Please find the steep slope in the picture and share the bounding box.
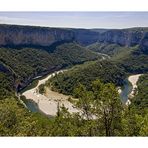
[0,24,148,91]
[0,24,74,47]
[0,71,14,99]
[71,27,148,48]
[0,42,100,91]
[97,28,148,47]
[73,29,100,46]
[139,32,148,54]
[87,42,122,55]
[1,24,148,49]
[110,45,148,73]
[87,28,148,74]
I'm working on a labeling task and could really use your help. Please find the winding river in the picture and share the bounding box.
[119,74,142,105]
[20,69,142,116]
[21,70,79,117]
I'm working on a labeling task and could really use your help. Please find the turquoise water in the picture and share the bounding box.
[22,78,132,113]
[21,73,132,114]
[120,78,133,103]
[24,99,39,112]
[22,98,53,118]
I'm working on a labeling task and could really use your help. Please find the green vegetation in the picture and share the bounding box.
[38,84,45,94]
[120,74,148,136]
[0,72,14,99]
[20,79,39,93]
[132,74,148,110]
[1,79,147,136]
[87,42,122,56]
[73,80,123,136]
[111,46,148,73]
[0,25,148,136]
[49,79,147,136]
[0,42,100,91]
[88,42,148,74]
[46,60,126,95]
[116,54,148,73]
[0,97,55,136]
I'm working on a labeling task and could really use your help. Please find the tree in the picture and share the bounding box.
[73,80,123,136]
[38,84,45,94]
[74,84,94,120]
[139,112,148,136]
[93,82,123,136]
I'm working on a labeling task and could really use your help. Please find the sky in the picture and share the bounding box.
[0,12,148,29]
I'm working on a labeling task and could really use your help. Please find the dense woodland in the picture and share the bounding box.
[0,42,99,91]
[0,69,14,99]
[132,74,148,110]
[46,60,126,95]
[88,42,148,73]
[46,42,148,95]
[0,25,148,136]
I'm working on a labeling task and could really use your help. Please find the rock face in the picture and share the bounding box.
[0,24,147,52]
[76,28,148,49]
[73,29,100,46]
[0,24,74,47]
[98,29,146,47]
[139,32,148,54]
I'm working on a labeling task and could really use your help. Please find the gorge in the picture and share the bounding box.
[0,23,148,136]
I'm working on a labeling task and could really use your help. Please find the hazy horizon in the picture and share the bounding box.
[0,12,148,29]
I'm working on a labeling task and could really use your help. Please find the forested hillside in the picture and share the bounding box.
[0,71,14,99]
[132,74,148,110]
[87,42,122,55]
[46,60,126,95]
[0,42,99,91]
[111,46,148,73]
[87,42,148,74]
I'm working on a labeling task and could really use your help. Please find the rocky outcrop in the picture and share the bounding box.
[0,24,148,51]
[139,32,148,54]
[73,28,148,47]
[98,29,146,47]
[0,24,74,47]
[73,29,100,46]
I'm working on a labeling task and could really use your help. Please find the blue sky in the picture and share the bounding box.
[0,12,148,29]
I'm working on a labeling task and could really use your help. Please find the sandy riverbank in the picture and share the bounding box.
[22,70,79,116]
[128,74,143,98]
[125,74,142,105]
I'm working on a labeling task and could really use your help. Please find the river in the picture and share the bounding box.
[20,68,143,116]
[21,69,79,116]
[119,74,143,105]
[119,78,133,104]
